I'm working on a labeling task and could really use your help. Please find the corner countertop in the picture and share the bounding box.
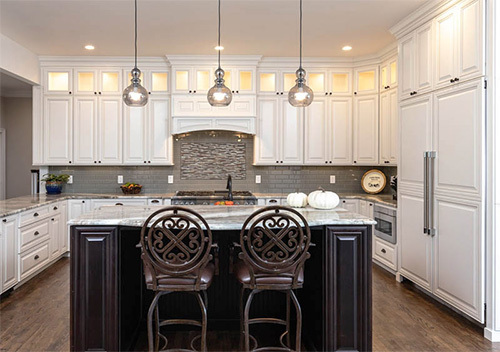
[67,205,376,229]
[0,191,396,219]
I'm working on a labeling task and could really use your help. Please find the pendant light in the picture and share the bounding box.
[207,0,232,107]
[288,0,314,107]
[123,0,148,107]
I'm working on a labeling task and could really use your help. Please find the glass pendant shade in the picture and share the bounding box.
[123,68,148,107]
[288,68,314,107]
[208,68,232,107]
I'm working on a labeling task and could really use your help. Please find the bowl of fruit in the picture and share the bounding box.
[214,201,234,206]
[120,182,142,195]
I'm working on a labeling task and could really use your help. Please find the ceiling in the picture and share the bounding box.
[0,72,33,97]
[0,0,428,58]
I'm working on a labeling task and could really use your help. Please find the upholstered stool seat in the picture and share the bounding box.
[144,262,215,291]
[234,260,304,288]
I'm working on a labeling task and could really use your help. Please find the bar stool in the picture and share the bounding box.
[140,206,217,352]
[234,206,311,352]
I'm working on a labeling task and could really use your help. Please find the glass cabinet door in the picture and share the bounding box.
[150,71,169,94]
[46,70,72,94]
[389,59,398,88]
[354,67,379,95]
[236,69,254,94]
[381,65,389,90]
[194,69,212,93]
[330,70,352,95]
[173,69,191,93]
[74,70,97,95]
[100,70,122,94]
[258,71,278,94]
[282,71,297,95]
[307,71,327,95]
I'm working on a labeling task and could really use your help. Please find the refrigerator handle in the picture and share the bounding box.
[428,151,436,236]
[423,152,429,234]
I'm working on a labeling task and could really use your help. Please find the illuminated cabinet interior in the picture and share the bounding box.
[47,71,71,93]
[308,73,326,93]
[100,71,120,93]
[223,69,255,93]
[173,68,213,93]
[331,72,351,94]
[151,72,169,93]
[258,71,296,94]
[76,72,95,92]
[354,67,379,94]
[380,58,398,90]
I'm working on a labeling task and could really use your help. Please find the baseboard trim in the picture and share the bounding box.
[484,328,500,342]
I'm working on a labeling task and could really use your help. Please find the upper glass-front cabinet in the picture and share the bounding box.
[306,70,353,96]
[73,69,122,95]
[258,70,296,95]
[380,57,398,91]
[150,71,169,93]
[172,68,213,94]
[45,69,73,94]
[224,68,255,94]
[354,66,379,95]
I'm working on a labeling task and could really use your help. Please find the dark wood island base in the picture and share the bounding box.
[70,224,372,352]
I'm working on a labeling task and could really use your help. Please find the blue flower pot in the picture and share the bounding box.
[45,181,63,195]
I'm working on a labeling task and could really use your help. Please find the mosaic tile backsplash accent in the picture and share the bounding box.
[50,131,397,195]
[180,142,246,180]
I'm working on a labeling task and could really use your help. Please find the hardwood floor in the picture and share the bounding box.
[1,258,500,351]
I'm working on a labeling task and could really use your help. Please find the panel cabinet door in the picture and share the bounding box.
[44,96,73,165]
[415,22,434,94]
[380,90,398,165]
[148,98,173,165]
[98,97,122,164]
[399,94,432,190]
[98,70,122,95]
[49,214,61,260]
[59,202,68,253]
[258,71,279,95]
[254,98,280,165]
[353,95,378,165]
[74,70,98,95]
[328,69,352,96]
[307,70,327,95]
[44,69,73,94]
[281,99,303,164]
[457,0,484,81]
[67,200,91,221]
[435,8,457,89]
[173,68,191,93]
[304,98,328,165]
[329,97,352,165]
[398,191,432,291]
[433,79,483,198]
[398,33,415,99]
[433,196,484,322]
[340,199,359,213]
[123,106,147,165]
[73,97,98,164]
[1,216,18,291]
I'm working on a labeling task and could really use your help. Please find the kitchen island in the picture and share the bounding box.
[69,205,375,352]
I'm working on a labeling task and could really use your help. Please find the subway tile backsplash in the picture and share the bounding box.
[50,131,397,195]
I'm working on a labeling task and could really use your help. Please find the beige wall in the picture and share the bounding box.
[0,97,32,198]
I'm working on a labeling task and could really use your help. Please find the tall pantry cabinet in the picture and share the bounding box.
[395,0,485,323]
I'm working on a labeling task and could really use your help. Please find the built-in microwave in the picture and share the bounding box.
[373,204,397,244]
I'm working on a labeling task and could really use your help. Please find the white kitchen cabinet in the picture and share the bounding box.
[380,56,398,91]
[148,98,173,165]
[329,97,353,165]
[328,69,352,96]
[340,199,359,213]
[58,202,68,254]
[353,95,379,165]
[172,94,255,118]
[379,89,398,165]
[73,96,122,165]
[435,0,484,89]
[44,69,73,94]
[258,70,297,95]
[254,97,303,165]
[306,70,327,95]
[399,22,434,100]
[75,69,122,95]
[68,199,92,221]
[304,98,328,164]
[44,96,73,165]
[223,67,256,94]
[354,66,379,95]
[124,105,147,165]
[49,214,61,260]
[90,199,148,210]
[359,200,374,218]
[1,215,18,293]
[373,236,397,271]
[172,67,213,94]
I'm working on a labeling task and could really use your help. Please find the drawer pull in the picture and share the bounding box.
[53,206,58,210]
[381,248,386,254]
[34,213,39,217]
[34,231,40,236]
[2,219,6,223]
[34,255,40,260]
[269,200,278,203]
[151,200,160,204]
[115,203,124,206]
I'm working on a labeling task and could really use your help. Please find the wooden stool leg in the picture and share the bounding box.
[290,290,302,352]
[195,292,208,352]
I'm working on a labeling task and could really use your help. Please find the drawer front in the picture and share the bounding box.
[19,241,50,281]
[20,206,49,226]
[20,220,50,252]
[373,237,397,270]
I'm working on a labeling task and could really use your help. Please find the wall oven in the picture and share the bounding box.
[373,204,397,244]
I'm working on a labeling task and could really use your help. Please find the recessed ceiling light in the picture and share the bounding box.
[84,45,95,50]
[214,46,224,51]
[342,45,352,51]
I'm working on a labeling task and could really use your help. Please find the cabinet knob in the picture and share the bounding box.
[381,248,386,254]
[236,90,239,94]
[53,206,58,210]
[34,231,40,236]
[98,161,101,164]
[325,92,328,96]
[94,92,97,95]
[325,161,328,164]
[193,90,197,93]
[343,200,346,203]
[189,90,192,93]
[69,161,72,164]
[280,92,284,95]
[269,199,278,203]
[51,218,55,221]
[455,77,460,82]
[34,255,40,260]
[148,92,151,95]
[232,91,235,93]
[450,79,454,83]
[2,219,6,223]
[329,92,332,95]
[99,92,102,95]
[329,161,332,164]
[354,92,357,95]
[148,161,151,163]
[69,91,72,95]
[276,92,279,95]
[144,161,147,163]
[369,203,373,206]
[94,161,97,164]
[276,161,279,163]
[34,212,39,217]
[82,201,85,203]
[280,161,283,163]
[353,161,357,164]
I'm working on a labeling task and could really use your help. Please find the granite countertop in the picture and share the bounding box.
[254,192,397,207]
[68,205,376,229]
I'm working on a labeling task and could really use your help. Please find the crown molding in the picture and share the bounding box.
[39,56,169,67]
[390,0,461,39]
[166,55,262,66]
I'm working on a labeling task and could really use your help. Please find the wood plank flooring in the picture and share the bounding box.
[1,258,499,351]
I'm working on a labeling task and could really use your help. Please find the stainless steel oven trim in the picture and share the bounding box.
[373,205,397,245]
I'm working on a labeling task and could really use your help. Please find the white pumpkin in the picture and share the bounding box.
[308,188,340,210]
[286,192,308,208]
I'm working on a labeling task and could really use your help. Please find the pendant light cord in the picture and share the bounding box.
[299,0,303,69]
[217,0,221,69]
[134,0,138,69]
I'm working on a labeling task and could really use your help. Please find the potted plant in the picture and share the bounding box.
[42,173,70,195]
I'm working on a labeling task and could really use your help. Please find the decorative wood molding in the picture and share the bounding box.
[172,116,256,135]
